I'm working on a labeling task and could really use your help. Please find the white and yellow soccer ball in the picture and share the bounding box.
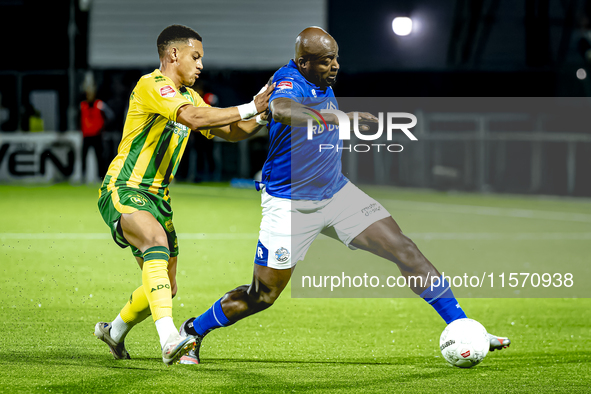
[439,318,489,368]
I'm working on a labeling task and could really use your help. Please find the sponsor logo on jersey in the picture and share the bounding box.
[160,85,177,98]
[155,76,166,82]
[277,81,293,89]
[170,121,189,138]
[130,194,147,206]
[275,247,290,262]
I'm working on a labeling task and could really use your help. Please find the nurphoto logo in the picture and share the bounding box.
[305,108,418,153]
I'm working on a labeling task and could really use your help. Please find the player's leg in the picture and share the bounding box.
[350,216,468,321]
[334,182,510,350]
[94,256,150,360]
[178,263,292,365]
[187,264,292,335]
[350,217,440,295]
[119,210,195,364]
[135,255,179,297]
[222,264,291,320]
[178,190,320,364]
[95,189,194,363]
[186,191,317,333]
[95,255,181,359]
[101,255,180,353]
[321,182,466,324]
[350,218,510,350]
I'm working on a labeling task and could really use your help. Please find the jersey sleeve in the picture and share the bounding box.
[270,74,306,104]
[187,88,214,140]
[134,76,193,122]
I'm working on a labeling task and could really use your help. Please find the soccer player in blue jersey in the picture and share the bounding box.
[179,27,511,364]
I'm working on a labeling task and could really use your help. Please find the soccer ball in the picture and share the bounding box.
[439,318,489,368]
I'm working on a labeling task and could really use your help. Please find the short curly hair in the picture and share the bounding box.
[157,25,202,58]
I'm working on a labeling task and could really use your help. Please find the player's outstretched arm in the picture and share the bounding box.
[270,98,334,127]
[209,113,269,142]
[271,98,378,129]
[176,84,275,130]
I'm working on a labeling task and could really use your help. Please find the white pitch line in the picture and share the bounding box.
[0,233,111,240]
[405,232,591,241]
[381,199,591,223]
[178,233,258,240]
[1,233,591,241]
[0,233,259,240]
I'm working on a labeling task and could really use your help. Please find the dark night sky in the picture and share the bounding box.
[329,0,582,72]
[0,1,71,70]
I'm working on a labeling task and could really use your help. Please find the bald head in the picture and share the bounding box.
[295,27,336,59]
[294,27,340,87]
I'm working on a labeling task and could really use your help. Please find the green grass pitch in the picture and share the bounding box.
[0,183,590,393]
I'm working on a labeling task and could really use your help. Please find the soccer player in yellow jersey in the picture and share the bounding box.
[93,24,274,365]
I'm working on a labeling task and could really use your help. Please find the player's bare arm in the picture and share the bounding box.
[209,117,266,142]
[270,97,378,130]
[208,87,274,142]
[176,83,274,130]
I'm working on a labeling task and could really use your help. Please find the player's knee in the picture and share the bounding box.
[171,284,178,298]
[388,234,421,263]
[146,234,168,249]
[248,287,280,311]
[257,291,278,310]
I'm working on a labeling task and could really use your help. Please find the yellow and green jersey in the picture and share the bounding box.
[100,69,212,201]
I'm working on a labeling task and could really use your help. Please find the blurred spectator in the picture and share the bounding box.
[21,102,44,132]
[80,73,113,179]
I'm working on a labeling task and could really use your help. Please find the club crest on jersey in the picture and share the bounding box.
[165,219,175,232]
[275,247,290,263]
[277,81,293,89]
[160,85,177,98]
[130,194,147,206]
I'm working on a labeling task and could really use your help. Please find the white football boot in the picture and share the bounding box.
[488,333,511,351]
[94,322,131,360]
[161,332,196,365]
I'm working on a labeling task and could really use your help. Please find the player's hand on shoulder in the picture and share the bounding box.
[259,109,270,122]
[346,112,379,131]
[253,83,276,114]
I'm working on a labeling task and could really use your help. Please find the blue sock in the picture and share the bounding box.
[189,298,231,336]
[420,276,467,324]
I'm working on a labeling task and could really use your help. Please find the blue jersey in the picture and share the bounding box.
[261,60,348,200]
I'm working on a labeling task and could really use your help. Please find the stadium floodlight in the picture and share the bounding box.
[576,68,587,80]
[392,17,413,36]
